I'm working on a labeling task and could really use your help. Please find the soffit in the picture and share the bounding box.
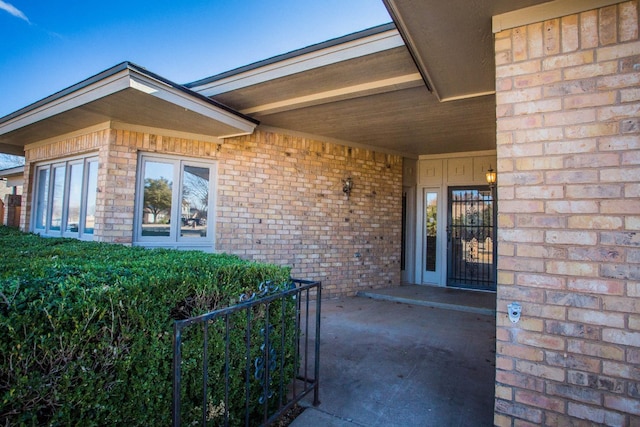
[193,25,497,157]
[0,63,257,156]
[256,87,497,155]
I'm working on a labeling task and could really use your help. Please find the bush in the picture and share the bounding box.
[0,227,292,426]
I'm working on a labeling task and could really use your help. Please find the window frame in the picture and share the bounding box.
[134,153,217,250]
[31,155,99,240]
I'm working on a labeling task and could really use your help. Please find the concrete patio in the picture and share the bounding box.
[291,285,497,427]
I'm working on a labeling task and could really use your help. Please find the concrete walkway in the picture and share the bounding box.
[290,285,497,427]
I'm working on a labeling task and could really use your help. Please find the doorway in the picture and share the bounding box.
[446,186,496,291]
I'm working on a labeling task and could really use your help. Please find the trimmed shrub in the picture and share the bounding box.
[0,227,292,426]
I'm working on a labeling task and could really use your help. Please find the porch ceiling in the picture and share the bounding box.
[191,2,557,158]
[0,63,258,156]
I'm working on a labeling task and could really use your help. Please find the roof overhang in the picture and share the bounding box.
[0,166,24,187]
[0,62,258,156]
[383,0,625,101]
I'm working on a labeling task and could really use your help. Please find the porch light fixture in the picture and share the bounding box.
[485,167,497,188]
[342,177,354,199]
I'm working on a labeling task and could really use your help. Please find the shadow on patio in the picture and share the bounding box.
[292,285,497,427]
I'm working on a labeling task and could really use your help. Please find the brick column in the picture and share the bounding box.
[494,2,640,425]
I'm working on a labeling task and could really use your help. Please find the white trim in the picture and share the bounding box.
[1,71,130,136]
[128,73,256,135]
[0,68,257,140]
[133,152,217,250]
[30,154,99,240]
[241,73,424,115]
[493,0,626,33]
[192,29,406,97]
[440,91,495,103]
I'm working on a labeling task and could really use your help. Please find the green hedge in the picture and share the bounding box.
[0,227,293,426]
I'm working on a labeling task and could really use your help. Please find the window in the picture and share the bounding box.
[32,156,98,240]
[135,154,215,249]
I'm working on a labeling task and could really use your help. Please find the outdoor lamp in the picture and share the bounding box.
[342,177,354,199]
[485,167,497,187]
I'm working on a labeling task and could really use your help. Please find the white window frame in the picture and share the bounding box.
[31,155,99,241]
[134,153,217,250]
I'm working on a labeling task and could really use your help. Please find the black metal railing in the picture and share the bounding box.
[172,279,321,426]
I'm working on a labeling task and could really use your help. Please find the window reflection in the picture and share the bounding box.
[35,168,49,229]
[50,165,66,231]
[65,163,83,233]
[84,161,98,234]
[180,166,210,238]
[425,192,437,272]
[141,161,173,237]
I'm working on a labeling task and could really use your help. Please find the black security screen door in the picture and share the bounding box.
[447,187,496,291]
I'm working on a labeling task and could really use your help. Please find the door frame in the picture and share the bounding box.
[416,186,446,285]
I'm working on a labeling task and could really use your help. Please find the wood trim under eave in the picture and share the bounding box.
[493,0,626,33]
[110,122,226,144]
[24,122,112,152]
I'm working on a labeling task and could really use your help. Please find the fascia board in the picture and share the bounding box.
[0,70,131,136]
[193,29,405,97]
[0,67,257,139]
[128,71,257,134]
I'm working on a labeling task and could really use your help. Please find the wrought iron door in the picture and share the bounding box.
[447,187,496,290]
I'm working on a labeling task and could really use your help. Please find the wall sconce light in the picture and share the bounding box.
[485,166,497,188]
[342,177,354,199]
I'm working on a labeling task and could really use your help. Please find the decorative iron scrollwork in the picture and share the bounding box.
[238,279,297,303]
[254,324,277,404]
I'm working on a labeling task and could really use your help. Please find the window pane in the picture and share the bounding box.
[141,161,173,237]
[180,165,210,238]
[50,165,66,231]
[35,168,50,229]
[84,160,98,235]
[425,192,438,272]
[65,163,83,233]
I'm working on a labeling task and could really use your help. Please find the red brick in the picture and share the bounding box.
[546,291,600,309]
[547,350,601,372]
[619,1,639,41]
[568,339,625,360]
[517,331,565,351]
[527,22,544,58]
[562,15,580,52]
[568,309,624,328]
[568,371,625,393]
[495,399,543,423]
[516,389,564,413]
[547,382,602,404]
[604,395,640,415]
[568,402,627,425]
[580,11,599,48]
[599,5,619,45]
[497,343,544,361]
[602,328,640,346]
[545,320,600,340]
[603,361,640,380]
[516,360,565,381]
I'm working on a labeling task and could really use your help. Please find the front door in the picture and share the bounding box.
[447,187,496,291]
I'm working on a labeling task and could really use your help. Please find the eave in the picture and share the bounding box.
[0,62,259,155]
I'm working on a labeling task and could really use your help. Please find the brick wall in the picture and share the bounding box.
[23,126,402,297]
[217,131,402,297]
[494,2,640,425]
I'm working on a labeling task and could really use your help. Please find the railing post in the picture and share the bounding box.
[313,283,321,406]
[171,279,321,426]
